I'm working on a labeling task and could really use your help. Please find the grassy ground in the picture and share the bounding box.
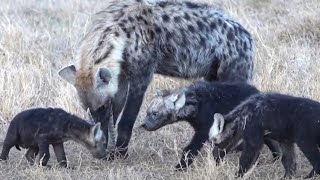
[0,0,320,179]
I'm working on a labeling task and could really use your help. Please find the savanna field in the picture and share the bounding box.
[1,0,320,179]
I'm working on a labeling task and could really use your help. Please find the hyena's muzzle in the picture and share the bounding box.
[88,100,117,150]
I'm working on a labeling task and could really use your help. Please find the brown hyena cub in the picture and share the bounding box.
[0,108,107,167]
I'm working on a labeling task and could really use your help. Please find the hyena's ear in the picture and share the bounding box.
[164,92,186,110]
[58,65,76,85]
[96,68,111,85]
[91,122,103,142]
[174,93,186,111]
[86,108,95,125]
[209,113,225,139]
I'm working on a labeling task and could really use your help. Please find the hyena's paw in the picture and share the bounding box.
[174,164,188,172]
[105,149,128,161]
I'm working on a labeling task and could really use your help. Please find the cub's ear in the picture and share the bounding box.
[96,68,111,85]
[174,92,186,111]
[164,92,186,111]
[91,122,103,142]
[209,113,225,140]
[214,113,225,133]
[58,65,76,85]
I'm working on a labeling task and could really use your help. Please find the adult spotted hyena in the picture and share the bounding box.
[58,0,253,157]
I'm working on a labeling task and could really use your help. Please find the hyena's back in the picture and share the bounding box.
[80,0,253,83]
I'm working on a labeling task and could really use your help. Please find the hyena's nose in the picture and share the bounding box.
[140,123,147,129]
[210,137,217,142]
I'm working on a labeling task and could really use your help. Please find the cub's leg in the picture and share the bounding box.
[237,130,264,177]
[35,137,50,166]
[0,133,18,160]
[264,138,282,161]
[175,131,207,170]
[25,147,39,165]
[212,147,226,165]
[280,142,296,179]
[52,143,67,167]
[296,139,320,178]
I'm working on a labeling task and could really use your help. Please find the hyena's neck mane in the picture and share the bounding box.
[77,0,155,78]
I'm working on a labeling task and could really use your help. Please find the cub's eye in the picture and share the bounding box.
[152,111,158,116]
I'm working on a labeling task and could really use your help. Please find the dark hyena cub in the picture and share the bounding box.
[141,81,280,170]
[209,93,320,179]
[0,108,107,167]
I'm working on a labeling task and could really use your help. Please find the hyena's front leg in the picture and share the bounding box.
[115,77,151,158]
[237,136,264,177]
[35,137,50,166]
[52,143,67,168]
[213,132,244,165]
[175,132,207,170]
[109,80,130,149]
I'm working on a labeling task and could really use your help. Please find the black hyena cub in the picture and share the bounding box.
[0,108,107,167]
[209,93,320,179]
[141,81,280,170]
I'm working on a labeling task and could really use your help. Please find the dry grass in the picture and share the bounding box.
[0,0,320,179]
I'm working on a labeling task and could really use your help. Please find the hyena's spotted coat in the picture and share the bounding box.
[59,0,254,157]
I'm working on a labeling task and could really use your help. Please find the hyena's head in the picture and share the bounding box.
[209,113,238,145]
[58,65,118,111]
[58,31,125,112]
[141,89,198,131]
[81,122,107,159]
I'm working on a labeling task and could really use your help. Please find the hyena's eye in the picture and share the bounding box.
[152,111,158,117]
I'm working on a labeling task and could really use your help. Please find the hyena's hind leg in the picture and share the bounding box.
[0,129,19,161]
[264,138,282,161]
[204,59,220,81]
[216,56,253,83]
[296,139,320,178]
[279,142,296,179]
[25,147,39,165]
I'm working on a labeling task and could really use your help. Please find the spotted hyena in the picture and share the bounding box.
[141,81,280,170]
[58,0,254,157]
[209,93,320,179]
[0,108,107,167]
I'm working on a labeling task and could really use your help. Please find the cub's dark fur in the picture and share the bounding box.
[142,81,280,170]
[0,108,107,167]
[210,93,320,178]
